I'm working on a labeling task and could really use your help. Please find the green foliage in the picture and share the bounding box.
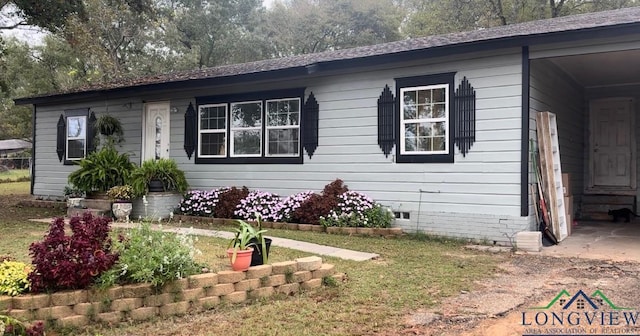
[227,219,266,263]
[106,185,134,201]
[319,204,393,228]
[63,185,84,198]
[97,222,201,288]
[0,260,30,296]
[322,275,339,287]
[262,0,404,56]
[129,158,188,197]
[67,146,136,193]
[94,114,125,146]
[3,0,85,32]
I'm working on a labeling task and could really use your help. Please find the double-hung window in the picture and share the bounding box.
[198,104,227,157]
[266,98,300,156]
[66,115,87,161]
[396,73,455,163]
[195,88,305,164]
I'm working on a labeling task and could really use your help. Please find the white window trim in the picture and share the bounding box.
[198,103,227,158]
[230,100,263,158]
[66,115,87,161]
[265,98,301,157]
[399,84,449,155]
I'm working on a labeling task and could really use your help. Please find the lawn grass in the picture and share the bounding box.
[0,169,30,183]
[0,188,505,335]
[0,181,31,195]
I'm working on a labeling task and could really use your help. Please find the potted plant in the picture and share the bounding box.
[249,214,271,266]
[67,146,135,198]
[63,185,85,209]
[130,158,189,197]
[227,220,258,271]
[107,185,134,222]
[129,158,188,220]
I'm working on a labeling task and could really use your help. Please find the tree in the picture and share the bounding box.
[157,0,266,69]
[401,0,640,37]
[60,0,159,80]
[0,0,85,31]
[259,0,404,57]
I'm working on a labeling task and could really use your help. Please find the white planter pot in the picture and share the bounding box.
[112,202,133,222]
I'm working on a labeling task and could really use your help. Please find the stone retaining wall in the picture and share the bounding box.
[0,256,343,330]
[174,215,404,237]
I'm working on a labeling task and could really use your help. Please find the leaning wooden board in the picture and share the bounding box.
[536,112,568,241]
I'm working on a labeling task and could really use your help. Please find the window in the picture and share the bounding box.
[66,116,87,160]
[195,89,305,164]
[401,85,448,155]
[198,104,227,158]
[57,108,93,164]
[395,73,455,163]
[231,101,262,156]
[266,98,300,156]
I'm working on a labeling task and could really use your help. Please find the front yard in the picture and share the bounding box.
[0,182,505,335]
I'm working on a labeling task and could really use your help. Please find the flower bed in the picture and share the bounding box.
[176,179,398,232]
[1,256,344,330]
[173,215,404,237]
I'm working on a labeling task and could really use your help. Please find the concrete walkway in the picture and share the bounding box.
[29,218,379,261]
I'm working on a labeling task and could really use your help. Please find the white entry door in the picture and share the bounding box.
[143,102,171,161]
[589,98,635,190]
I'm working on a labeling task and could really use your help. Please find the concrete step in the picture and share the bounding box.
[581,203,633,213]
[582,194,634,205]
[580,211,612,221]
[67,208,111,218]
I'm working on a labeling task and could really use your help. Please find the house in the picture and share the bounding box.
[15,7,640,244]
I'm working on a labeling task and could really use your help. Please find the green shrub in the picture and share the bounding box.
[67,146,135,193]
[0,261,31,296]
[129,158,188,197]
[97,222,201,288]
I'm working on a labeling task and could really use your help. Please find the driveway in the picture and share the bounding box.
[540,220,640,262]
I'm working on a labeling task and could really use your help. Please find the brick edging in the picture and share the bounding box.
[18,200,66,209]
[173,215,403,237]
[0,256,345,330]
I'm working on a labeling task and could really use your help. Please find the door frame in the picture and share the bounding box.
[142,101,171,161]
[587,97,636,195]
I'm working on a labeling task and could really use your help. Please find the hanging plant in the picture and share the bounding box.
[94,114,124,145]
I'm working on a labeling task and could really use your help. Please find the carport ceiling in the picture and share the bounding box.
[549,49,640,88]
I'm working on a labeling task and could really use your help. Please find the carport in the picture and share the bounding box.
[529,38,640,256]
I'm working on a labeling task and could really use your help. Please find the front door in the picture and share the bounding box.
[143,102,171,161]
[589,98,635,191]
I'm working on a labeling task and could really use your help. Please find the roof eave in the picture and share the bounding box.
[15,21,640,106]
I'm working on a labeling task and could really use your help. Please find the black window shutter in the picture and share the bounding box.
[56,114,66,162]
[377,85,395,157]
[184,103,197,160]
[87,111,97,153]
[453,77,476,157]
[303,92,319,158]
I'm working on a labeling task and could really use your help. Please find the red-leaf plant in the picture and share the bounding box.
[28,213,118,292]
[292,179,349,225]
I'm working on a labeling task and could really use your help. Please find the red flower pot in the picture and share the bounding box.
[227,248,254,271]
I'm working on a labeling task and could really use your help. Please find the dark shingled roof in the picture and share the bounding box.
[16,6,640,104]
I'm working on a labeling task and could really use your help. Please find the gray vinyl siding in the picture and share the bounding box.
[529,60,585,209]
[33,99,144,197]
[33,49,527,244]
